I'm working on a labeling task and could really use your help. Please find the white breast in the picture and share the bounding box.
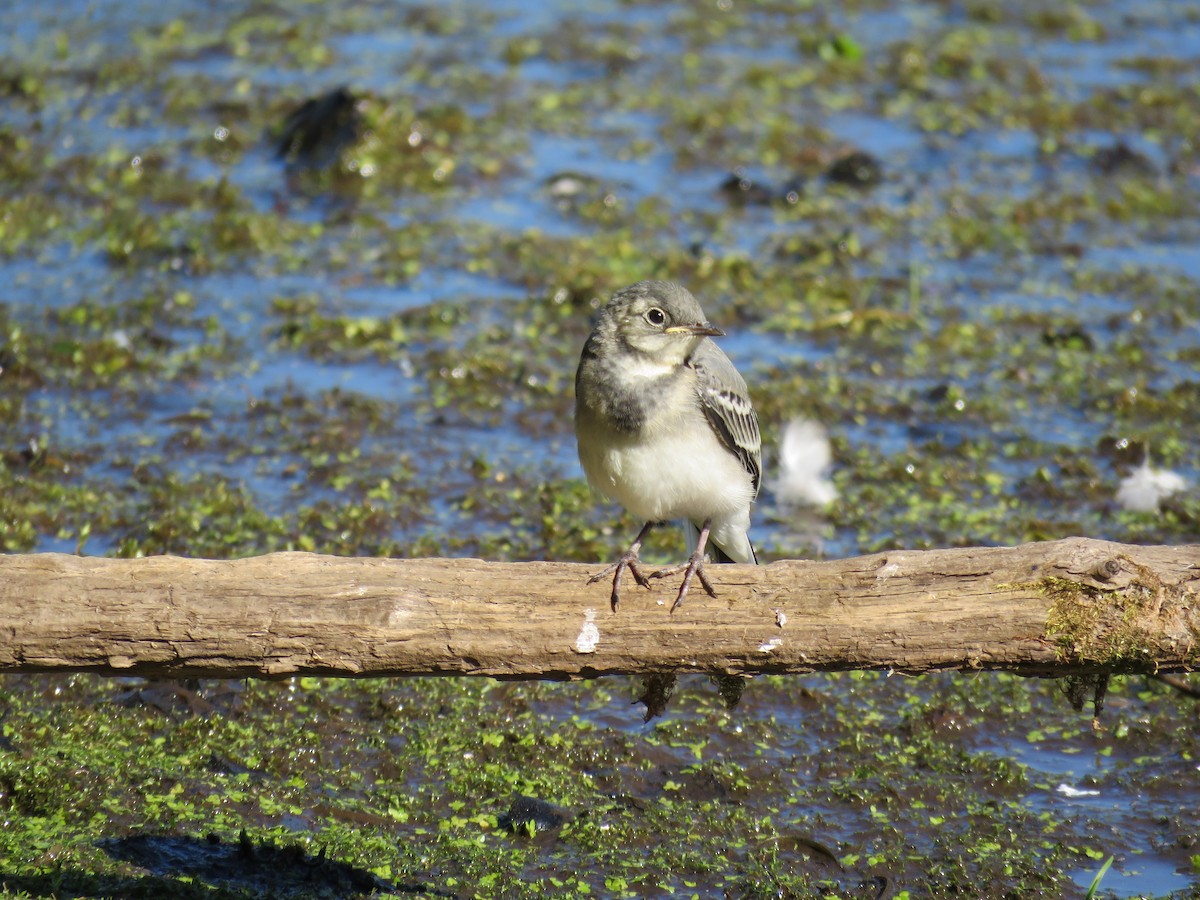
[578,384,755,536]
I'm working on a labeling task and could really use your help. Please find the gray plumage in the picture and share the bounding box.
[690,338,762,497]
[574,280,761,611]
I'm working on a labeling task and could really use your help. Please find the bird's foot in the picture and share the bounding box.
[649,552,718,613]
[589,550,652,613]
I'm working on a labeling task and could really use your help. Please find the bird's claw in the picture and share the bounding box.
[590,551,651,612]
[652,553,718,614]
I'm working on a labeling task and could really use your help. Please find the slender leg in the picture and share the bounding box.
[588,521,655,612]
[649,518,719,613]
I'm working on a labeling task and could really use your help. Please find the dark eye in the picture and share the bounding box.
[645,307,666,327]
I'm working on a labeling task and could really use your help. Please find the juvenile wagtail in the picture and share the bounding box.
[574,280,761,613]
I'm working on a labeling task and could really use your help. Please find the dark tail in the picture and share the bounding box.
[684,520,757,564]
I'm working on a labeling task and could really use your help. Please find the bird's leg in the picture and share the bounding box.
[649,518,720,613]
[588,521,655,612]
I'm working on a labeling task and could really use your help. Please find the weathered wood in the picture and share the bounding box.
[0,538,1196,679]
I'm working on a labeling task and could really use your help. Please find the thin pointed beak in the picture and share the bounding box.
[665,322,724,337]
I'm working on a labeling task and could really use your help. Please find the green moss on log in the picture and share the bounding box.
[1041,567,1199,671]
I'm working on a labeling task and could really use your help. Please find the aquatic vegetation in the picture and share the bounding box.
[1,0,1198,894]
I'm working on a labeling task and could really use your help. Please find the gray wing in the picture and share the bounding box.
[689,339,762,497]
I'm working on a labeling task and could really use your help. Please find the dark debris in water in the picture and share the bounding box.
[113,679,245,718]
[826,150,883,187]
[719,168,777,206]
[100,831,426,898]
[1095,434,1147,468]
[635,671,678,721]
[710,673,748,710]
[1062,673,1110,726]
[2,0,1200,893]
[1091,140,1156,176]
[97,830,461,898]
[1041,324,1096,351]
[719,168,809,206]
[206,752,270,781]
[497,794,568,834]
[275,86,364,167]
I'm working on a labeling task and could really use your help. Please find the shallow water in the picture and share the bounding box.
[1,0,1198,895]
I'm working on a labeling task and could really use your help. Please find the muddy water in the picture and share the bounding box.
[1,0,1197,896]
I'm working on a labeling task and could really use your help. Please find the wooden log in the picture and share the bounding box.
[0,537,1196,680]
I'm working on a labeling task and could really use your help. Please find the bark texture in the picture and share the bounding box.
[0,537,1196,680]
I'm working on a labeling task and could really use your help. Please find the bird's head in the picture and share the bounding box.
[601,281,723,367]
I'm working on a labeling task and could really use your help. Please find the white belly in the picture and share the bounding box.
[578,403,756,561]
[588,428,751,521]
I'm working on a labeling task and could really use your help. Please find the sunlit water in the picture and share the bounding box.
[2,0,1197,894]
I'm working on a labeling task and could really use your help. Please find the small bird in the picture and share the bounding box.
[574,280,761,613]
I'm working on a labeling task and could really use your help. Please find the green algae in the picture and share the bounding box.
[1043,570,1200,672]
[1,0,1199,894]
[5,670,1195,897]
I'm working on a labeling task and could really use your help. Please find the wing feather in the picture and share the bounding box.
[689,339,762,496]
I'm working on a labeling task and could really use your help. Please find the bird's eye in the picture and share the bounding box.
[645,307,666,327]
